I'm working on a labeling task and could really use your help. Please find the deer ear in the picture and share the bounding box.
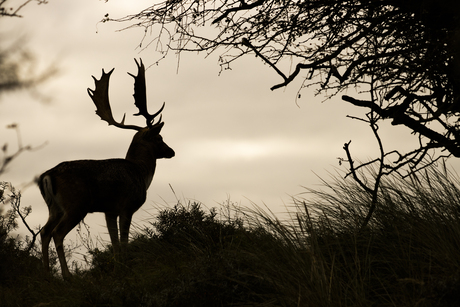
[148,122,164,135]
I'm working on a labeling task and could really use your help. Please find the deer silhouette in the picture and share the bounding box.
[39,59,174,280]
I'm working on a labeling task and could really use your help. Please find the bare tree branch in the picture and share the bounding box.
[107,0,460,185]
[0,124,47,175]
[0,0,47,18]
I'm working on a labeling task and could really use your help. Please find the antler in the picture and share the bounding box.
[128,58,164,127]
[87,59,165,130]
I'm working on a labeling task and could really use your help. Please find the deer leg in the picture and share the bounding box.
[119,213,132,246]
[119,213,133,263]
[40,213,62,274]
[105,213,120,261]
[52,213,86,280]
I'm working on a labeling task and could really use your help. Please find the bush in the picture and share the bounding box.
[0,183,43,306]
[87,202,279,306]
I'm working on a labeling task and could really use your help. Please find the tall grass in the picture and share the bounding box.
[2,163,460,306]
[240,163,460,306]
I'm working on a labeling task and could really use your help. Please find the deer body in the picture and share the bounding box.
[39,60,174,280]
[40,159,150,215]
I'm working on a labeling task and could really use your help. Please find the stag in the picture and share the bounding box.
[39,59,174,280]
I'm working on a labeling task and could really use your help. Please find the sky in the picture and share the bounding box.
[0,0,450,260]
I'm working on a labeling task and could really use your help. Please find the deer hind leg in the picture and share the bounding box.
[105,213,121,261]
[52,212,86,280]
[40,211,62,275]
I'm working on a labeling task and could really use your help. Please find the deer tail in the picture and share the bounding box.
[38,173,56,207]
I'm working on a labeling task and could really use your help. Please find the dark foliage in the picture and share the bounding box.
[0,200,43,306]
[3,165,460,306]
[88,202,279,306]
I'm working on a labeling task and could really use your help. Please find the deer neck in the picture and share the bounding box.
[125,143,157,189]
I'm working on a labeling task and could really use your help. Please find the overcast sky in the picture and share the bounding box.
[1,0,449,258]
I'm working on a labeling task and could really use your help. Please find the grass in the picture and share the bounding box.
[2,163,460,306]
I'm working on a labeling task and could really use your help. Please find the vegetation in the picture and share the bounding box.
[3,1,458,305]
[0,0,48,18]
[2,163,460,306]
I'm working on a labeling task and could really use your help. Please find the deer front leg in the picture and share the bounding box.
[105,213,120,261]
[119,213,133,262]
[119,213,133,246]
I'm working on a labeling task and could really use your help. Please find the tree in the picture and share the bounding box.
[0,37,55,98]
[0,0,47,18]
[109,0,460,169]
[108,0,460,227]
[1,0,53,95]
[1,0,52,173]
[0,0,49,247]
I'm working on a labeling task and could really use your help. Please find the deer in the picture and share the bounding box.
[38,59,175,280]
